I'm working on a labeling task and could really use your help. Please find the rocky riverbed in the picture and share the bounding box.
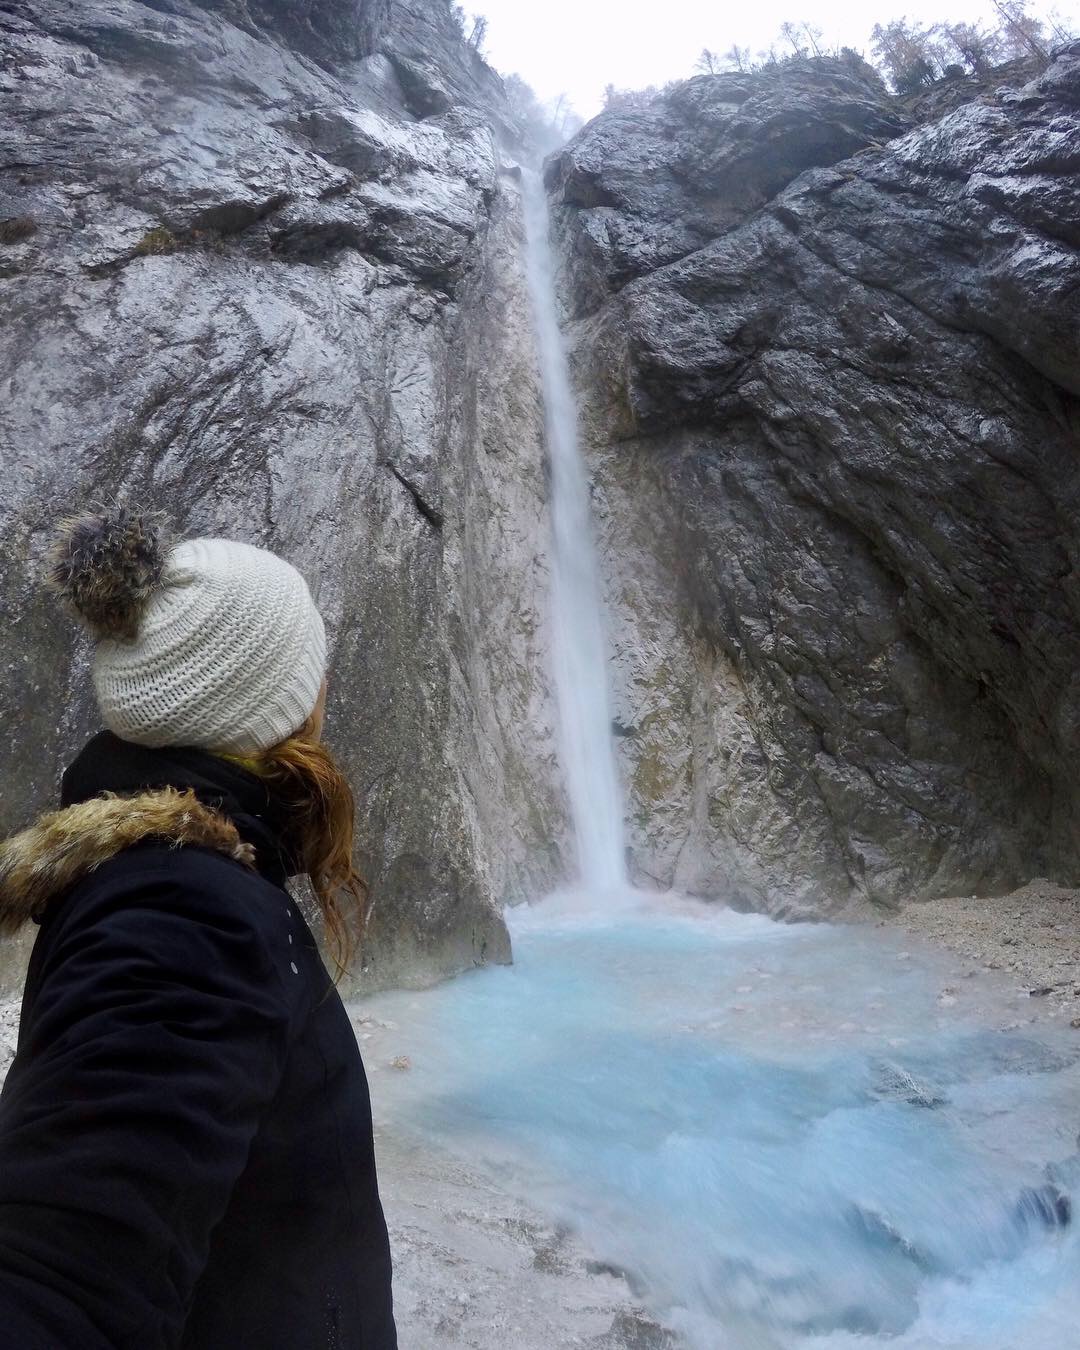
[369,1121,673,1349]
[361,881,1080,1348]
[894,879,1080,1024]
[373,876,1080,1347]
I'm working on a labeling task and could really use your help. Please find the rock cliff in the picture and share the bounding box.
[0,0,568,990]
[550,50,1080,915]
[3,3,1079,984]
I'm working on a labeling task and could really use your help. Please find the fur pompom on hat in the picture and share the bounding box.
[47,507,174,641]
[47,506,327,755]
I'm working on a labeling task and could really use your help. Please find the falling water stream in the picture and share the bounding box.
[367,175,1080,1348]
[520,168,626,893]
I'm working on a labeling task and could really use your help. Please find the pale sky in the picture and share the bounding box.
[469,0,1079,117]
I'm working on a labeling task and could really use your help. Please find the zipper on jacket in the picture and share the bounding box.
[325,1292,340,1350]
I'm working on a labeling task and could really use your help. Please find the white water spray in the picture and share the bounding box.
[521,169,626,893]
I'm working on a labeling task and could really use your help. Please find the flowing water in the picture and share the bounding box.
[369,177,1080,1347]
[521,169,626,893]
[372,897,1080,1348]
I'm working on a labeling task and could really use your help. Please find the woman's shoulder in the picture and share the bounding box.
[33,842,313,1004]
[2,785,280,936]
[56,837,287,930]
[14,840,329,1055]
[2,787,328,1017]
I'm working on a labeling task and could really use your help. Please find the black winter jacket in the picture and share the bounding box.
[0,732,397,1350]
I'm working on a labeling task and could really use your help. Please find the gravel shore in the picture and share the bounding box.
[891,878,1080,1027]
[372,1122,672,1349]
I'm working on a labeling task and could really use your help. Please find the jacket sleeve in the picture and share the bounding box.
[0,854,293,1350]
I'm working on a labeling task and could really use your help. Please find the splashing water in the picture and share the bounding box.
[521,170,626,893]
[370,897,1080,1349]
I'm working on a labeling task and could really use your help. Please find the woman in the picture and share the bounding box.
[0,508,397,1349]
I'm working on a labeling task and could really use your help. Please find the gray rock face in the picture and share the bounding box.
[0,0,569,990]
[552,51,1080,915]
[173,0,382,64]
[551,59,909,317]
[3,0,1077,993]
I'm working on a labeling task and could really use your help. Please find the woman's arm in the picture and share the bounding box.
[0,852,293,1350]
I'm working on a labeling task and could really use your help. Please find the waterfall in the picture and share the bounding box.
[521,169,627,894]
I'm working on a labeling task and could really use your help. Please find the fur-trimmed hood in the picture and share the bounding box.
[0,787,256,934]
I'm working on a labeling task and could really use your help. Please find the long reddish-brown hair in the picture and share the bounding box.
[219,714,367,980]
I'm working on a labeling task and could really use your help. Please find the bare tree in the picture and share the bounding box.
[1044,7,1079,42]
[779,21,805,56]
[466,13,488,51]
[723,43,751,71]
[799,21,824,55]
[941,21,1001,71]
[991,0,1050,60]
[696,48,722,75]
[871,18,945,91]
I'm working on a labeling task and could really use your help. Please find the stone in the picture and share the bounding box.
[552,47,1080,916]
[0,0,569,992]
[4,5,1079,987]
[548,57,909,319]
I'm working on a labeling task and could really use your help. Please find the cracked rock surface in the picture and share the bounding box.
[0,0,568,991]
[3,6,1079,990]
[551,52,1080,915]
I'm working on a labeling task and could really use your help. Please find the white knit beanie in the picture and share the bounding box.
[48,510,327,754]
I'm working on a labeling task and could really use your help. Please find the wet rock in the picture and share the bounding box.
[548,57,908,318]
[593,1309,680,1349]
[556,47,1080,914]
[848,1205,943,1276]
[1015,1183,1071,1231]
[0,0,567,991]
[872,1061,947,1109]
[149,0,380,65]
